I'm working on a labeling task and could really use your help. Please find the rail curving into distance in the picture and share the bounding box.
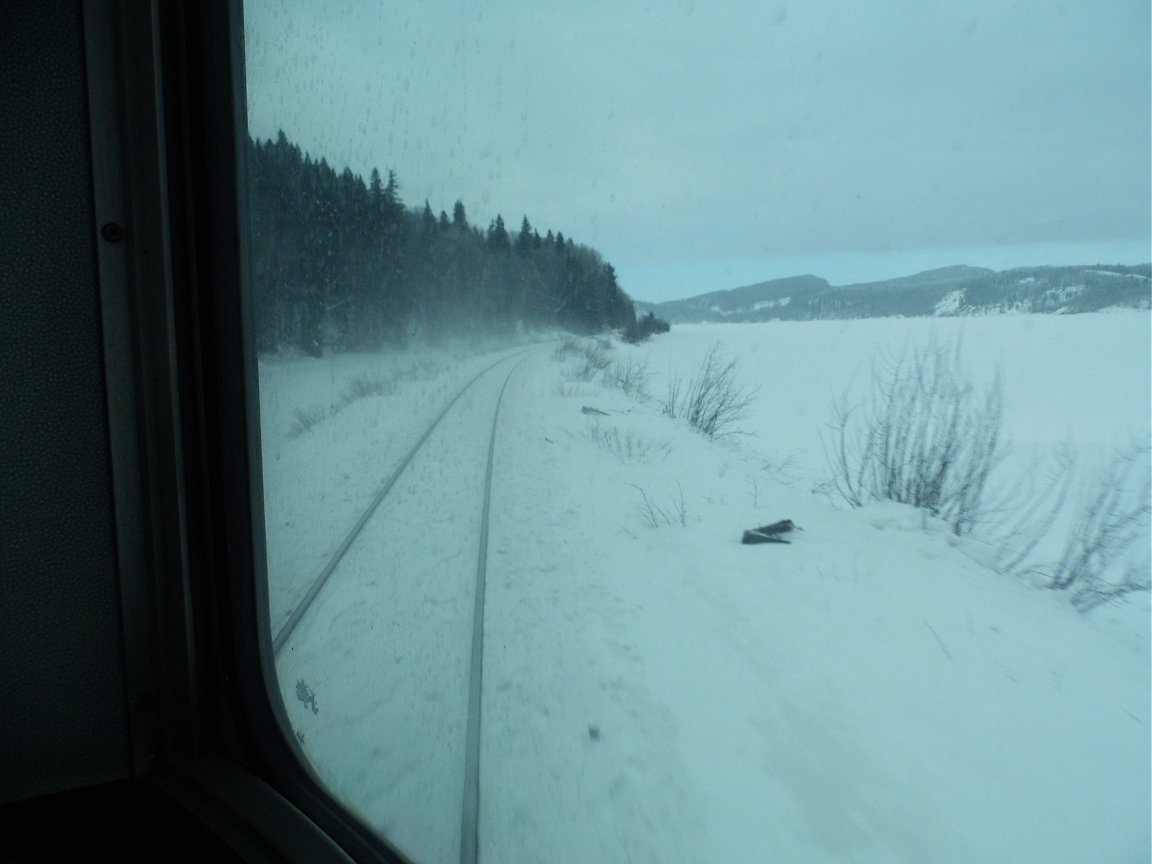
[267,345,536,864]
[271,348,530,656]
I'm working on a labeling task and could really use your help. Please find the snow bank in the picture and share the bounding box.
[260,313,1150,864]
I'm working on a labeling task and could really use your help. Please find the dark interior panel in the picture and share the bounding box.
[0,0,132,804]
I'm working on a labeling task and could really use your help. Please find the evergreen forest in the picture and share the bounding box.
[246,131,644,355]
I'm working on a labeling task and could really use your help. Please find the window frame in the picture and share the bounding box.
[104,1,412,860]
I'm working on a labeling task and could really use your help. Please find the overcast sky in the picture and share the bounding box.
[243,0,1150,303]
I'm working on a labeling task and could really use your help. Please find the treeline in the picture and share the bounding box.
[623,311,671,343]
[246,131,641,355]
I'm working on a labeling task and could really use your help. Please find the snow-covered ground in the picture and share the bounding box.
[259,312,1150,864]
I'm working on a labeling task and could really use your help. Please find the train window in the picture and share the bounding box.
[240,2,1150,863]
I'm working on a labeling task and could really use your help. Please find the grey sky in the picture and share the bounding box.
[243,0,1150,302]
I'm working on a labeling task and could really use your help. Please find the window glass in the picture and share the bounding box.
[242,3,1151,862]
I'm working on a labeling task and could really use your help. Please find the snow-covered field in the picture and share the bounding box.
[259,312,1150,864]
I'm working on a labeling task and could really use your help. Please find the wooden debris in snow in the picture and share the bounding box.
[742,519,799,545]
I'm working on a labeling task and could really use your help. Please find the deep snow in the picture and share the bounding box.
[260,313,1150,864]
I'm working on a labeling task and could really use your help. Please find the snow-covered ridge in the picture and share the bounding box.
[642,263,1152,323]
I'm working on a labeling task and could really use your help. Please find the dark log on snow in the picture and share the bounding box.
[742,519,799,544]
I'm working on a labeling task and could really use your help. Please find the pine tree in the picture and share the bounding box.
[487,214,510,252]
[452,199,468,230]
[383,169,402,211]
[515,216,533,256]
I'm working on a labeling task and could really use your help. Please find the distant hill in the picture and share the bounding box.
[636,264,1151,323]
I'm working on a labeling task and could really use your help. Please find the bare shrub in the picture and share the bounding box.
[1073,566,1152,612]
[666,343,756,438]
[603,357,650,399]
[552,336,581,361]
[567,343,612,381]
[630,483,687,528]
[556,337,614,379]
[992,445,1151,610]
[761,455,797,484]
[587,422,670,463]
[1046,447,1150,609]
[579,345,612,378]
[339,374,396,406]
[989,446,1077,577]
[826,341,1002,535]
[288,406,327,438]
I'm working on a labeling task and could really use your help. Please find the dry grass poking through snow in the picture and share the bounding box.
[602,356,650,400]
[586,421,671,464]
[288,406,328,438]
[629,482,688,528]
[286,370,409,437]
[553,335,614,381]
[337,374,397,406]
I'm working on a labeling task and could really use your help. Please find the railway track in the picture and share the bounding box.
[269,345,534,864]
[459,355,522,864]
[271,348,530,656]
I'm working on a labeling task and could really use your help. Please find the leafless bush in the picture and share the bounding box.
[993,445,1151,610]
[603,357,650,399]
[989,446,1077,577]
[339,374,396,406]
[631,483,687,528]
[1046,447,1151,610]
[552,336,581,361]
[665,343,756,438]
[1072,566,1152,612]
[587,422,670,463]
[761,455,798,484]
[559,338,613,381]
[287,406,328,438]
[826,341,1002,535]
[576,345,612,380]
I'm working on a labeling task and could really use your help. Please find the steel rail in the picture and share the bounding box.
[271,349,529,656]
[459,353,529,864]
